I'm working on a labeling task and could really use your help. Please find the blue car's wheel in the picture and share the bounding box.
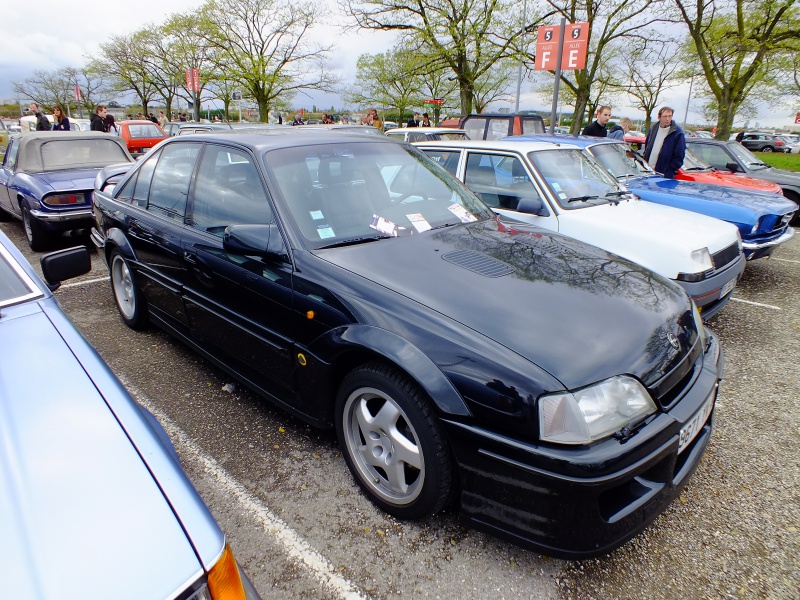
[336,362,453,520]
[22,205,48,251]
[110,250,148,329]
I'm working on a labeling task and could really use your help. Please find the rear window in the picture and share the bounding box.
[128,124,167,139]
[37,139,131,171]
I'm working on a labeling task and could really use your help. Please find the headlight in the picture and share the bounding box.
[751,218,760,234]
[539,376,657,444]
[689,247,713,271]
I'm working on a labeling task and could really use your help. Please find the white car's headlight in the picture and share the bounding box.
[689,247,713,271]
[539,376,657,444]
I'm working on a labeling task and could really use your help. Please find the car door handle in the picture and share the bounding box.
[183,252,198,265]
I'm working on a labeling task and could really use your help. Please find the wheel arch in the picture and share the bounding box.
[302,325,472,426]
[102,227,137,263]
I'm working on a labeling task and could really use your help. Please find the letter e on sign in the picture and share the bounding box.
[561,22,589,70]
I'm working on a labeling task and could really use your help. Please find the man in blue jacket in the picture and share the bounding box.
[643,106,685,178]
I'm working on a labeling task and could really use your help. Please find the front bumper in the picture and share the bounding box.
[444,331,722,559]
[743,227,795,260]
[677,253,745,321]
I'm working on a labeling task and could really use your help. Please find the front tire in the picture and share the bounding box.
[109,250,148,329]
[336,362,453,520]
[22,205,48,251]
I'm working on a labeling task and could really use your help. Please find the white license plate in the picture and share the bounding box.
[678,393,715,454]
[720,277,736,298]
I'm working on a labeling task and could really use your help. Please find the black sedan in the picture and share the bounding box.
[687,138,800,220]
[91,131,722,558]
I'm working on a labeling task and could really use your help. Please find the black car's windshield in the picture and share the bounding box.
[527,148,632,209]
[588,143,655,179]
[266,142,493,248]
[727,142,771,169]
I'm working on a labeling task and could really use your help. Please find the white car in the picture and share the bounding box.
[385,127,469,143]
[415,139,746,320]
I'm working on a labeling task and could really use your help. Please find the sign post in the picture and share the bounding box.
[535,20,589,133]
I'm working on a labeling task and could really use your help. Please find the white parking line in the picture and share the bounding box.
[730,297,781,310]
[125,382,369,600]
[59,276,110,289]
[771,257,800,265]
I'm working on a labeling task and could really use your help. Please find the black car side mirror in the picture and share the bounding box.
[725,162,742,173]
[40,246,92,291]
[223,223,287,259]
[516,196,549,216]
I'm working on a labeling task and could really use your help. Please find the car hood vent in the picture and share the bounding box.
[441,250,516,277]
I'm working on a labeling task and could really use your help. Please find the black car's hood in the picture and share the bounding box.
[316,219,693,390]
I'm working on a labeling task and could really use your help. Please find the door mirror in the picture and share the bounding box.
[40,246,92,291]
[516,196,548,215]
[725,162,741,173]
[223,223,286,258]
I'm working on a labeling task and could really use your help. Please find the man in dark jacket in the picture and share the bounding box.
[407,112,420,127]
[643,106,686,179]
[90,105,108,132]
[581,105,611,137]
[30,103,51,131]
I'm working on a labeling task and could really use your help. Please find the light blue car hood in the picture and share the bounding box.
[0,304,204,600]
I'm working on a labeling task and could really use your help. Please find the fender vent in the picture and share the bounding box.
[441,250,515,277]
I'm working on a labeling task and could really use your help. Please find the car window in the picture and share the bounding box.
[419,149,461,176]
[146,143,201,221]
[265,141,492,248]
[486,118,511,140]
[36,139,130,171]
[527,148,621,209]
[0,245,40,307]
[128,124,167,139]
[3,140,19,170]
[464,152,542,210]
[589,143,653,177]
[521,118,546,134]
[189,145,272,235]
[462,119,486,141]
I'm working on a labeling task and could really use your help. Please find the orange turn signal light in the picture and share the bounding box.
[208,544,246,600]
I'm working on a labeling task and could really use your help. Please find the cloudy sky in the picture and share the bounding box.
[1,3,796,129]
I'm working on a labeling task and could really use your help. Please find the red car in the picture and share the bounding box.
[114,120,168,157]
[676,148,784,195]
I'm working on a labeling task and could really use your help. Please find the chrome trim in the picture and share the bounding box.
[29,208,94,222]
[164,567,205,600]
[742,227,794,251]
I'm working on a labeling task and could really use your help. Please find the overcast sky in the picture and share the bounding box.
[1,4,796,129]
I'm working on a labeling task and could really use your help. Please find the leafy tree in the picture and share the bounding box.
[341,0,548,115]
[472,61,517,113]
[95,31,159,114]
[672,0,800,139]
[198,0,338,123]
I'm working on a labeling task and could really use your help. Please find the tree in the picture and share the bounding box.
[198,0,338,123]
[472,61,517,113]
[95,31,159,114]
[613,37,682,132]
[13,69,78,114]
[672,0,800,139]
[341,0,549,115]
[537,0,665,134]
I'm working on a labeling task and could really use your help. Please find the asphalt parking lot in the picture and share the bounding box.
[3,219,798,600]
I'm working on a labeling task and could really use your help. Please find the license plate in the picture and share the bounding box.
[678,393,715,454]
[720,277,736,298]
[142,147,150,153]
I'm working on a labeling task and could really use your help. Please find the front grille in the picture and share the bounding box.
[711,242,740,270]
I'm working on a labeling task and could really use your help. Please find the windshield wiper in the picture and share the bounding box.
[318,235,390,249]
[567,195,600,203]
[603,190,631,205]
[428,222,460,231]
[750,162,771,168]
[683,167,709,172]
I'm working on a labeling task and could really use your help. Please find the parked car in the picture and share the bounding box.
[686,130,713,139]
[0,118,7,155]
[382,120,398,131]
[523,135,796,261]
[113,120,168,157]
[91,131,722,558]
[0,132,135,250]
[163,121,233,136]
[459,113,546,140]
[676,148,784,195]
[774,135,800,154]
[0,229,259,600]
[70,118,92,131]
[19,114,54,132]
[415,139,744,320]
[6,121,22,135]
[686,137,800,221]
[739,132,786,153]
[385,127,469,143]
[624,130,646,149]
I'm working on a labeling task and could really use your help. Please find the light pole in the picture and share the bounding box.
[514,0,529,112]
[683,74,695,126]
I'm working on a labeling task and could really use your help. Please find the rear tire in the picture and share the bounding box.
[336,362,453,520]
[109,250,148,329]
[22,205,48,251]
[761,146,773,153]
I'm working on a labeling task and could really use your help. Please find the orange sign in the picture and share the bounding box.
[535,22,590,71]
[795,112,800,124]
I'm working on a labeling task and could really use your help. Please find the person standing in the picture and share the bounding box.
[30,103,51,130]
[582,105,612,137]
[407,112,420,127]
[158,111,168,127]
[608,117,632,140]
[52,106,70,131]
[90,105,107,131]
[643,106,686,179]
[420,112,432,127]
[105,113,118,134]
